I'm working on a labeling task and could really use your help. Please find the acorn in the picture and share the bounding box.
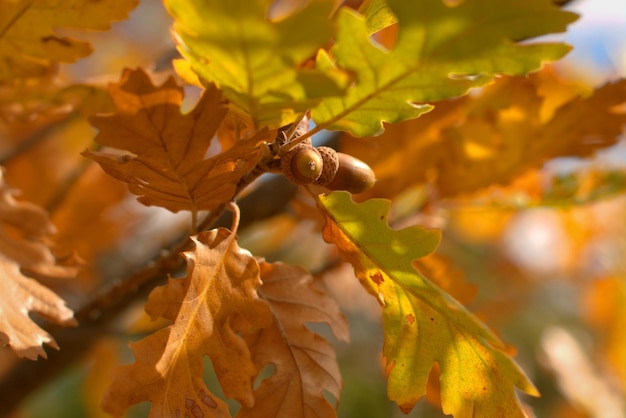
[281,144,376,194]
[324,151,376,194]
[281,143,323,184]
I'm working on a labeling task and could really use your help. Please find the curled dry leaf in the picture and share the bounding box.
[237,261,349,418]
[0,169,77,360]
[84,68,267,214]
[102,215,273,418]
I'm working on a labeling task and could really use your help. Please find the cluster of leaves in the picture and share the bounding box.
[0,0,625,417]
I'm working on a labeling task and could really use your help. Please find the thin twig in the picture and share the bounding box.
[0,125,324,412]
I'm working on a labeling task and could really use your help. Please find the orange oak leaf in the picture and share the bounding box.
[0,169,77,360]
[338,69,626,199]
[84,68,266,213]
[101,218,272,417]
[237,262,349,418]
[433,76,626,196]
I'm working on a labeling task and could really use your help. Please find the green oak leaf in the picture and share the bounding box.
[311,0,578,136]
[359,0,396,34]
[317,191,539,417]
[165,0,344,129]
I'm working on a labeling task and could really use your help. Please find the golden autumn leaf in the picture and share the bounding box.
[0,0,138,83]
[101,217,273,417]
[237,261,349,418]
[84,68,267,214]
[0,79,113,124]
[434,78,626,197]
[338,68,626,199]
[0,169,77,360]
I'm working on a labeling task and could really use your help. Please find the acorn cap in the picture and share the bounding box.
[315,146,339,186]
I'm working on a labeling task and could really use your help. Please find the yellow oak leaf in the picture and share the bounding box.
[84,68,266,213]
[0,169,77,360]
[237,261,349,418]
[101,224,272,417]
[0,0,138,83]
[317,191,538,417]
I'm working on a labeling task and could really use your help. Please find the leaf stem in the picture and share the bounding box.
[283,113,307,143]
[227,201,240,233]
[277,111,325,154]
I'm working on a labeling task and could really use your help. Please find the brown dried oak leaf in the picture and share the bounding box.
[84,68,265,213]
[237,262,349,418]
[0,169,77,360]
[102,226,272,418]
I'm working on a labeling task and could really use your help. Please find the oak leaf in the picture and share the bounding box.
[0,80,113,124]
[433,76,626,196]
[317,191,538,417]
[358,0,396,34]
[0,0,138,83]
[84,68,266,213]
[338,69,626,199]
[101,226,272,418]
[237,261,349,418]
[166,0,344,129]
[0,169,77,360]
[311,0,577,136]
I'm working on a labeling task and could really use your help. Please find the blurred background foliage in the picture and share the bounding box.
[1,0,624,417]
